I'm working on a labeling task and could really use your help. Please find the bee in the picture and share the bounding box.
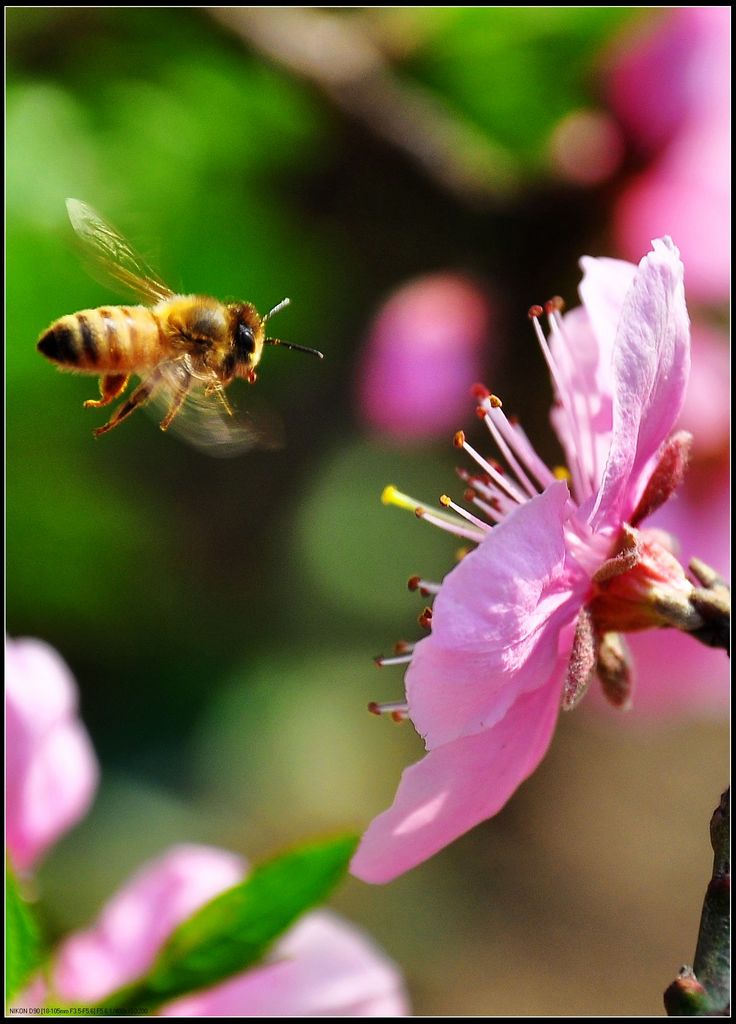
[37,199,323,452]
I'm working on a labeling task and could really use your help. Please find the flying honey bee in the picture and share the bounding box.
[37,199,323,453]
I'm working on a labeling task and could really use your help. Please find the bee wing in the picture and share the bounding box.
[149,359,285,458]
[66,198,175,305]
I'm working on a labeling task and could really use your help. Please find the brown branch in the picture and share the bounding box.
[664,789,731,1016]
[208,7,520,206]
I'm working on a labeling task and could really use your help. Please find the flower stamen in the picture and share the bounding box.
[453,432,527,506]
[382,484,481,533]
[548,306,598,490]
[457,468,518,518]
[528,304,589,501]
[476,395,540,499]
[367,700,409,722]
[439,494,491,533]
[418,607,433,629]
[505,421,558,490]
[415,507,486,543]
[408,576,441,596]
[373,653,413,667]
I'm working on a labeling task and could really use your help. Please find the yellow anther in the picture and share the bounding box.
[381,484,422,512]
[553,466,572,481]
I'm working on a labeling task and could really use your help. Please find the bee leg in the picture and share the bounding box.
[93,368,164,438]
[215,385,234,417]
[84,374,130,409]
[203,380,234,417]
[159,375,192,432]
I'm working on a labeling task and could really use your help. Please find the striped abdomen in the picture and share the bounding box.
[37,305,169,373]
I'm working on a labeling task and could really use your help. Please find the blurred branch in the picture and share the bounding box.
[208,7,520,206]
[664,789,730,1016]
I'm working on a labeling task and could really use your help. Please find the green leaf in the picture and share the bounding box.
[101,834,358,1011]
[6,861,43,1006]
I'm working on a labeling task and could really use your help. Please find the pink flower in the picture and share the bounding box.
[587,327,730,719]
[607,8,728,154]
[357,274,491,441]
[6,636,99,872]
[608,8,730,303]
[352,238,704,884]
[36,845,409,1015]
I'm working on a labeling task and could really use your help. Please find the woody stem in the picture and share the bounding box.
[663,789,731,1016]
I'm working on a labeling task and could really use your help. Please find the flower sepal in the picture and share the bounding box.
[589,529,699,633]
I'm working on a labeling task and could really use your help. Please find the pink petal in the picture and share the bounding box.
[591,237,690,531]
[407,481,581,749]
[6,637,99,871]
[351,677,563,884]
[53,845,246,1002]
[6,637,80,735]
[550,256,635,496]
[356,274,491,441]
[549,306,613,489]
[577,256,637,388]
[161,910,410,1017]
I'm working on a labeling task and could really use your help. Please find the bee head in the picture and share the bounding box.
[231,297,322,377]
[230,303,266,374]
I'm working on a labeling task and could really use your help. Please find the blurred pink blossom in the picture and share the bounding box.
[608,7,730,303]
[357,273,491,441]
[614,130,730,304]
[679,324,730,461]
[6,636,99,872]
[38,845,409,1015]
[608,8,728,153]
[54,845,245,1003]
[163,909,410,1017]
[353,239,702,883]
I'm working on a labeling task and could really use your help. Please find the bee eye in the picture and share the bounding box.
[237,322,256,357]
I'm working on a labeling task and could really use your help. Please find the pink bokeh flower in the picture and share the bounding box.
[679,324,731,463]
[6,636,99,872]
[357,273,491,441]
[351,238,715,884]
[27,845,410,1016]
[608,7,730,303]
[607,8,727,154]
[163,909,410,1017]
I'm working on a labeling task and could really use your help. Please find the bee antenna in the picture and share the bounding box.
[265,337,324,360]
[263,297,291,322]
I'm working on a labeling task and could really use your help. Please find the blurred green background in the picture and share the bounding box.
[7,7,728,1015]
